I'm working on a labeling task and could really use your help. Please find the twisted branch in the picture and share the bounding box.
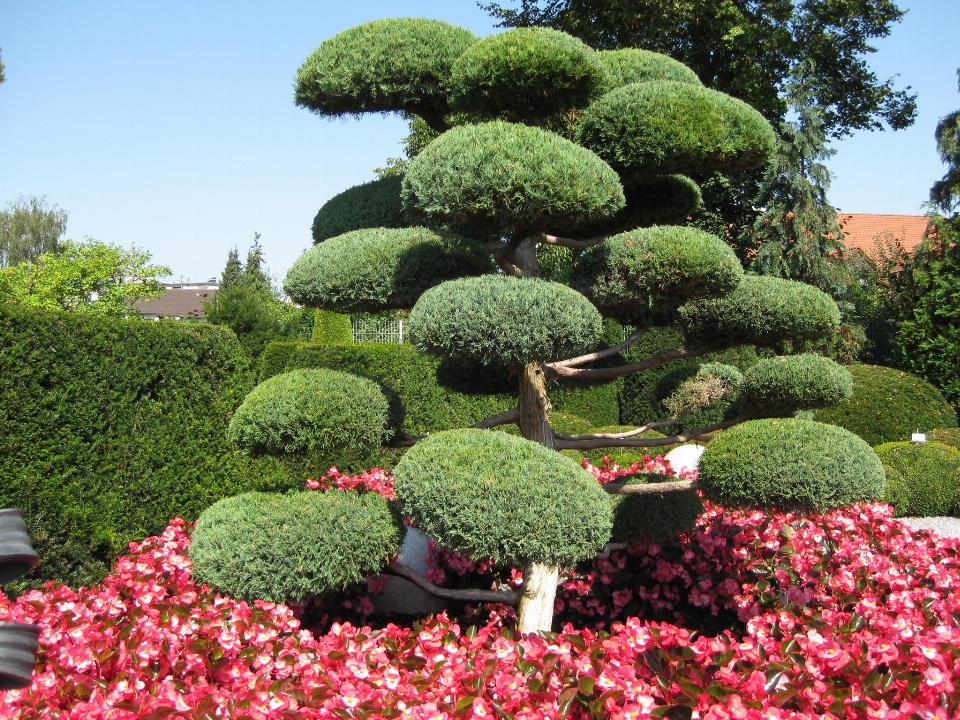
[603,479,699,496]
[545,345,719,381]
[554,411,757,451]
[551,327,648,369]
[553,420,675,441]
[386,562,520,605]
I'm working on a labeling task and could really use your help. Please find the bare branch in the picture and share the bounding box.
[386,562,520,606]
[554,411,757,451]
[603,480,699,496]
[550,327,648,369]
[553,420,675,441]
[545,345,719,382]
[471,408,520,429]
[388,432,424,448]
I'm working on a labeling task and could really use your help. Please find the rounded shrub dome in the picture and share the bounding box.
[312,176,407,243]
[739,354,853,412]
[189,490,403,603]
[681,275,840,349]
[409,275,602,367]
[227,368,391,457]
[402,120,624,240]
[572,226,743,325]
[876,441,960,517]
[294,18,477,125]
[393,429,611,566]
[598,49,701,90]
[284,227,494,313]
[449,27,605,124]
[575,81,776,176]
[813,365,958,446]
[697,418,886,511]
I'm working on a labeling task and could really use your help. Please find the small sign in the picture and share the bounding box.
[912,432,927,443]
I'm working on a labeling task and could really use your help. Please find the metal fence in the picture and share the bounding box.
[351,319,410,344]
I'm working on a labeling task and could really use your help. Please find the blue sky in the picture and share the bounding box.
[1,1,958,284]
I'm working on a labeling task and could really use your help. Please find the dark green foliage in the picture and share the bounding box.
[930,70,960,214]
[597,49,701,90]
[572,226,742,325]
[204,284,312,362]
[875,441,960,517]
[410,275,601,367]
[394,429,611,566]
[575,82,776,177]
[228,368,391,457]
[931,428,960,450]
[311,310,352,344]
[894,216,960,404]
[259,341,619,433]
[294,18,477,130]
[284,227,494,314]
[449,27,605,124]
[189,490,404,603]
[402,120,624,240]
[739,354,852,412]
[0,306,322,592]
[618,325,759,427]
[681,275,840,349]
[312,177,407,243]
[571,175,703,238]
[813,365,958,446]
[610,478,703,544]
[697,418,886,510]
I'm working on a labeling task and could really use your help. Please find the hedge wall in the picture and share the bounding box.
[260,341,620,434]
[0,308,325,593]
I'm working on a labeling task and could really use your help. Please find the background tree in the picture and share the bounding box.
[230,19,863,633]
[0,238,169,316]
[0,46,6,85]
[0,196,68,267]
[930,69,960,215]
[204,235,313,361]
[482,0,916,247]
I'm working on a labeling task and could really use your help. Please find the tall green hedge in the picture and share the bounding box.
[260,341,620,433]
[0,308,317,593]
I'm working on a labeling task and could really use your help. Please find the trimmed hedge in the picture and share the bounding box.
[619,325,759,427]
[410,275,602,367]
[228,369,391,457]
[697,418,886,511]
[875,441,960,517]
[189,490,404,603]
[575,81,776,176]
[394,429,611,566]
[0,307,318,593]
[931,428,960,449]
[260,341,620,433]
[449,27,605,124]
[312,177,407,243]
[311,310,352,345]
[294,18,477,124]
[813,365,958,446]
[572,226,742,325]
[738,354,853,412]
[610,477,704,544]
[402,120,624,240]
[284,227,494,314]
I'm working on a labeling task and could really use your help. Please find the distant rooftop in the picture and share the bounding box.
[837,213,932,258]
[133,283,218,320]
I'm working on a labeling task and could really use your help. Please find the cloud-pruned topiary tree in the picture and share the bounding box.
[274,19,864,633]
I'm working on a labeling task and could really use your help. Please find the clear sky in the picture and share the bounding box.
[1,1,958,284]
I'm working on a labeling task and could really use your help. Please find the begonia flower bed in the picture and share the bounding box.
[2,463,960,719]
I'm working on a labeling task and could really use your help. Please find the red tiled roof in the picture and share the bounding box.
[836,213,932,257]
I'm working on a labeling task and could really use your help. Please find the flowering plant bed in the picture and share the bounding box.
[2,464,960,718]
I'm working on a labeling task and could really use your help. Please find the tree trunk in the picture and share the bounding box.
[517,562,560,634]
[518,362,554,449]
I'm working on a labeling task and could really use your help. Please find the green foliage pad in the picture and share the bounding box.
[410,275,602,367]
[876,441,960,517]
[189,490,404,603]
[312,176,407,243]
[394,429,611,566]
[284,227,494,314]
[597,49,701,91]
[403,120,624,240]
[228,368,391,457]
[698,418,885,511]
[739,354,853,412]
